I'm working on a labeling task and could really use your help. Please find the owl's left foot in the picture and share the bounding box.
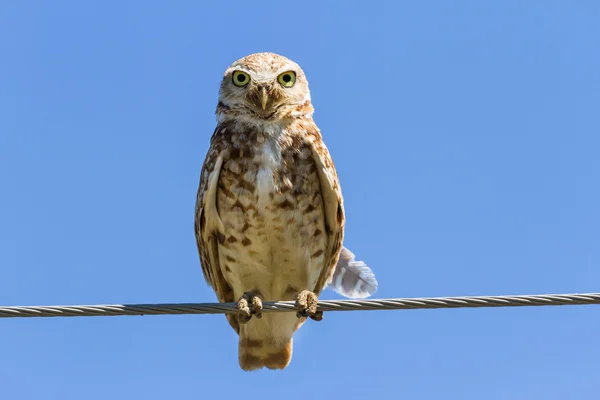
[295,290,323,321]
[237,292,263,323]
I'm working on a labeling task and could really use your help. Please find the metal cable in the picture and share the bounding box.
[1,292,599,319]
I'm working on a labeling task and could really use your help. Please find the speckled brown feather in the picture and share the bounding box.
[194,53,345,370]
[194,119,344,330]
[195,127,239,332]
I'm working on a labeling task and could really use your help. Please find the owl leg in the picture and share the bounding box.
[237,291,263,324]
[295,290,323,321]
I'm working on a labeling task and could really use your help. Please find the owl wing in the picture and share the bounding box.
[308,133,345,295]
[195,138,238,331]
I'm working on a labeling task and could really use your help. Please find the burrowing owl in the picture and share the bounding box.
[195,52,377,371]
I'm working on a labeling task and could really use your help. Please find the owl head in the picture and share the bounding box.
[217,52,312,121]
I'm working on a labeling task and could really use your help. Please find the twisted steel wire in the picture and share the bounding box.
[1,292,599,319]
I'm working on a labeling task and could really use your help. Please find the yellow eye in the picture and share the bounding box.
[277,71,296,87]
[232,71,250,87]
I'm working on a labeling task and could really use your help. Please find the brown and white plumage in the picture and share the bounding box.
[195,52,376,371]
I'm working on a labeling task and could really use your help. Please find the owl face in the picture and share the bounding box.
[217,53,311,120]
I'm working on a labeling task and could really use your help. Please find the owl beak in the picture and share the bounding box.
[260,86,268,110]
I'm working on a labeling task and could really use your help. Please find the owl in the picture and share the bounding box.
[195,52,377,371]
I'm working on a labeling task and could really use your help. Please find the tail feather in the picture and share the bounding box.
[329,247,378,299]
[238,332,293,371]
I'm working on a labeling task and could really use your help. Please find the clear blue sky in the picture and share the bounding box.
[1,1,599,398]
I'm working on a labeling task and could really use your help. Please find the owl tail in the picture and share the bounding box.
[238,325,293,371]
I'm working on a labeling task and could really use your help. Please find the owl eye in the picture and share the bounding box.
[277,71,296,87]
[232,71,250,87]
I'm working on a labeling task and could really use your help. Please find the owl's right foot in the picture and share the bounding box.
[237,291,263,324]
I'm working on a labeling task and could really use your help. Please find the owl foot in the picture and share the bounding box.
[237,292,263,324]
[295,290,323,321]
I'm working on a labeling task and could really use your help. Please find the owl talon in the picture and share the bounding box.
[237,292,263,324]
[295,290,322,321]
[250,295,263,319]
[310,310,323,321]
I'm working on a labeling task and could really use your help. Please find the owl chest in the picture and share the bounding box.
[216,138,327,294]
[217,141,323,244]
[255,142,284,212]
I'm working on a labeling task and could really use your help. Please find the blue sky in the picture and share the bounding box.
[1,1,599,398]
